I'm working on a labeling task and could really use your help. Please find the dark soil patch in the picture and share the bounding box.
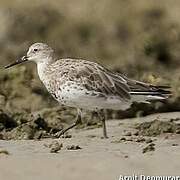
[136,119,180,136]
[0,109,65,140]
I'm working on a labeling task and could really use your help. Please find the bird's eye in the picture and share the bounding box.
[33,49,38,52]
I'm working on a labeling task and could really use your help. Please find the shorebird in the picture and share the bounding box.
[5,43,171,138]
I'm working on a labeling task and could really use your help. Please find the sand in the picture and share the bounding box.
[0,112,180,180]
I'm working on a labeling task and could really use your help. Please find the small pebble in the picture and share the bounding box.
[120,137,126,141]
[175,129,180,134]
[0,149,10,155]
[123,132,132,136]
[126,137,133,141]
[61,134,72,138]
[66,145,82,150]
[47,140,63,153]
[145,138,153,144]
[136,137,145,142]
[133,131,139,136]
[142,143,155,153]
[172,143,178,146]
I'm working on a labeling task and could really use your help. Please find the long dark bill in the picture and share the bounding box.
[5,56,28,69]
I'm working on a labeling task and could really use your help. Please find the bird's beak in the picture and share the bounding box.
[5,56,28,69]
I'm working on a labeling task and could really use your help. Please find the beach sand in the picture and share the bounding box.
[0,112,180,180]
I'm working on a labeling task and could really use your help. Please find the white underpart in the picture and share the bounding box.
[54,81,131,110]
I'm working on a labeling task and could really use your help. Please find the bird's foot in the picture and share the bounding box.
[101,135,109,139]
[53,130,66,138]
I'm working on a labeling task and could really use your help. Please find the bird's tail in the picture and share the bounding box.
[129,84,172,102]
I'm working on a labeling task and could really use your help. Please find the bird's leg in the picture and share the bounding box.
[98,110,108,138]
[55,108,82,138]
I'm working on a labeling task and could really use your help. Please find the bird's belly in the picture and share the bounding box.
[64,96,131,110]
[54,88,131,111]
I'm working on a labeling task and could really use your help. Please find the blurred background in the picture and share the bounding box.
[0,0,180,118]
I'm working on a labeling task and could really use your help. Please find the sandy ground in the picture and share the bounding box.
[0,112,180,180]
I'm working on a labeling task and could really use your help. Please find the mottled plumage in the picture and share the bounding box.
[5,43,171,138]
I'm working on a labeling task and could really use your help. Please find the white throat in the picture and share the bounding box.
[37,60,50,82]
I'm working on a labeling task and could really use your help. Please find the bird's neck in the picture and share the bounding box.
[37,59,53,82]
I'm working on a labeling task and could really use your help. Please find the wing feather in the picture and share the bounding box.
[74,62,131,101]
[120,74,171,96]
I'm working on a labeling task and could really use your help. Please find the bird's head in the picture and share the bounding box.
[5,43,54,69]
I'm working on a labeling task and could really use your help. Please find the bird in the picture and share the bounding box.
[5,43,171,138]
